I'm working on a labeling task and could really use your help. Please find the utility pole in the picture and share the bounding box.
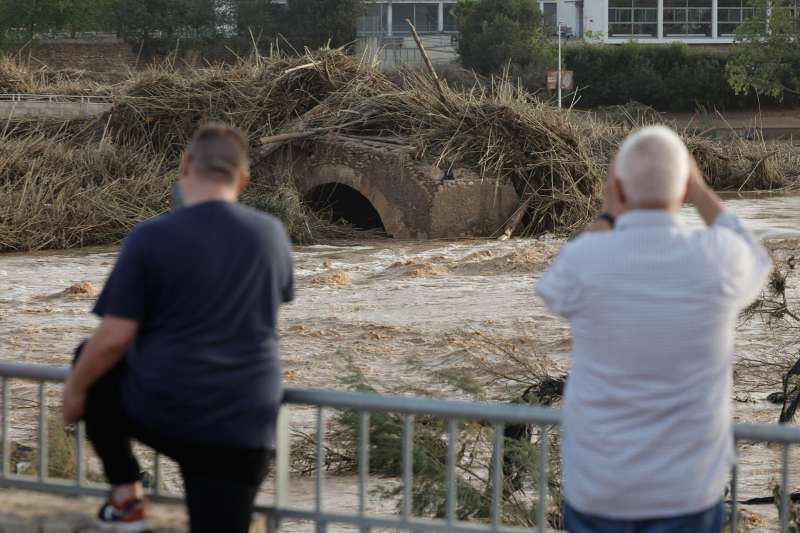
[557,20,563,109]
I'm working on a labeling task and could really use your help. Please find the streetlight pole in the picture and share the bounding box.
[557,20,563,109]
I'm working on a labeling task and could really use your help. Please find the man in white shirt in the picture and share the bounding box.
[536,126,772,532]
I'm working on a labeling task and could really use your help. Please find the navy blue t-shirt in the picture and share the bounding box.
[93,201,294,449]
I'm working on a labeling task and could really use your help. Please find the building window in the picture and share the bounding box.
[543,2,558,35]
[392,3,440,35]
[717,0,755,36]
[357,4,388,35]
[777,0,800,33]
[608,0,658,38]
[664,0,712,37]
[443,3,458,32]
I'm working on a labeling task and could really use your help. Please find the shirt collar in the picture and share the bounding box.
[616,210,683,230]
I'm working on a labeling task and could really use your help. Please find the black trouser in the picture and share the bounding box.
[79,352,272,533]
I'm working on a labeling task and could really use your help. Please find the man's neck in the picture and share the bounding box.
[630,202,680,213]
[181,184,238,207]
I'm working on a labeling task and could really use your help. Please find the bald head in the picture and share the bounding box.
[616,126,690,210]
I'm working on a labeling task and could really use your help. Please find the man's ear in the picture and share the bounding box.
[613,177,628,205]
[236,167,251,194]
[179,152,191,178]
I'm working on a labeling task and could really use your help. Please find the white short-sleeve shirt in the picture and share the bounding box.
[536,210,772,520]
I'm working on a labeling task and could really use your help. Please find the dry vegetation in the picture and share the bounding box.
[1,49,798,252]
[0,56,112,96]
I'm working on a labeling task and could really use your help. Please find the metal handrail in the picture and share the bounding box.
[0,361,797,532]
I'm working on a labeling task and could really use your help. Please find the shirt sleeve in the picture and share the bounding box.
[536,241,584,318]
[92,230,149,321]
[712,211,772,306]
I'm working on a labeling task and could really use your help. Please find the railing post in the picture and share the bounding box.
[490,423,504,531]
[38,383,48,481]
[153,452,161,496]
[358,412,370,533]
[274,407,290,508]
[1,377,8,478]
[446,419,458,525]
[273,406,290,531]
[537,426,550,533]
[315,407,326,533]
[781,444,790,533]
[402,415,414,522]
[75,422,86,486]
[730,462,738,533]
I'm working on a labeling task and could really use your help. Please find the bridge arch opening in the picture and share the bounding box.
[304,183,387,233]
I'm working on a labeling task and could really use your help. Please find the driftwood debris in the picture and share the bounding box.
[406,18,449,108]
[498,197,533,241]
[254,117,372,162]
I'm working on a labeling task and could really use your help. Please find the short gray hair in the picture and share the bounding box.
[616,126,690,207]
[187,124,249,183]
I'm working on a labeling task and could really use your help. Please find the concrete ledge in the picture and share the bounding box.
[0,101,111,120]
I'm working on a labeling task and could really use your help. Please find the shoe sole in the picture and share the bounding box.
[95,520,153,533]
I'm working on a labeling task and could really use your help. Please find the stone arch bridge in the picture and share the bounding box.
[286,138,520,239]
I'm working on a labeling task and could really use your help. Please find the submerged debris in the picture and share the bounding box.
[41,282,97,300]
[309,271,352,286]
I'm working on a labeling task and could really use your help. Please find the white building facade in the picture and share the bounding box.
[578,0,796,44]
[355,1,797,46]
[273,1,796,66]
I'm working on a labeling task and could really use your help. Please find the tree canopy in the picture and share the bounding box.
[454,0,552,76]
[284,0,365,49]
[0,0,367,54]
[727,0,800,101]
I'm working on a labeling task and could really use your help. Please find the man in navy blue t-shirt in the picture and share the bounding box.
[62,125,294,533]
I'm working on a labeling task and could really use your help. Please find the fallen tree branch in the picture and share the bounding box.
[497,196,533,241]
[406,18,449,109]
[254,117,370,161]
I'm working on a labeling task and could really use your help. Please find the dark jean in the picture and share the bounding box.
[564,501,725,533]
[77,347,272,533]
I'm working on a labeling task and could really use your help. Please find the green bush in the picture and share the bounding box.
[455,0,553,79]
[283,0,365,50]
[564,42,800,111]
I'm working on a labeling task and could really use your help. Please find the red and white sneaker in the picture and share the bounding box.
[96,497,152,532]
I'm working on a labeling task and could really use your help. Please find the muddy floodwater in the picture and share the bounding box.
[1,194,799,531]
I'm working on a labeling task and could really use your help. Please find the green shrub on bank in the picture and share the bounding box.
[10,412,103,482]
[564,42,800,111]
[455,0,553,78]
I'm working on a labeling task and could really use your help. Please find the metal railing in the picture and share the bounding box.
[1,361,799,532]
[0,94,112,105]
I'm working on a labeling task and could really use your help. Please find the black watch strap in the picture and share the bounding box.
[598,212,616,228]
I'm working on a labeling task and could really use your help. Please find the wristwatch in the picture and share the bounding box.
[598,212,616,228]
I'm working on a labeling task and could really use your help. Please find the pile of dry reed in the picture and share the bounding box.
[0,131,170,251]
[103,49,797,234]
[1,48,798,251]
[0,56,111,95]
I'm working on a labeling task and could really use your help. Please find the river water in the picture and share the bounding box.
[0,194,798,531]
